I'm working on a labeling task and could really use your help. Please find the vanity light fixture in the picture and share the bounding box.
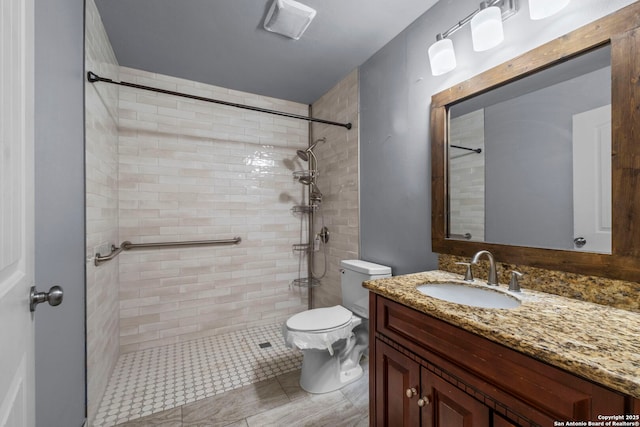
[428,0,570,76]
[428,35,457,76]
[471,2,505,52]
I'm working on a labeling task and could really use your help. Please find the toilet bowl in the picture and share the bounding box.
[283,260,392,393]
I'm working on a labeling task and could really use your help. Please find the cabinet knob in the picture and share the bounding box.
[405,388,417,398]
[418,396,431,407]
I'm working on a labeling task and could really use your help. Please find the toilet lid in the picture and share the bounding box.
[286,305,352,332]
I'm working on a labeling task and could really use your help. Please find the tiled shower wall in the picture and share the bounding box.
[310,70,360,308]
[117,67,310,353]
[448,109,485,242]
[85,0,120,421]
[86,2,354,419]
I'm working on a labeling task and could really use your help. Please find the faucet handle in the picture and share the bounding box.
[455,262,474,282]
[508,270,523,292]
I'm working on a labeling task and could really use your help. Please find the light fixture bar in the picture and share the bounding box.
[428,0,570,76]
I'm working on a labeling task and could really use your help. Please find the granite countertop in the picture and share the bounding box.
[363,270,640,399]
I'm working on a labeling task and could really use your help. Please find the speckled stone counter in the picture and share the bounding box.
[440,254,640,312]
[363,270,640,399]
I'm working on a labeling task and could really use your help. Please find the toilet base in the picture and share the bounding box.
[299,347,364,394]
[297,327,368,394]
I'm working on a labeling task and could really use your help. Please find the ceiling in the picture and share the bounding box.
[93,0,440,104]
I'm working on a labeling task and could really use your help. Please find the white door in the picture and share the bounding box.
[0,0,35,425]
[572,105,612,253]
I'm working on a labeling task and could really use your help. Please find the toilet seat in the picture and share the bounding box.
[286,305,352,332]
[283,305,362,355]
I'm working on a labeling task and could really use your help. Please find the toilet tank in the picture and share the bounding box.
[340,260,391,319]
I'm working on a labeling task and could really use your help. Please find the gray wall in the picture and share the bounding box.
[360,33,433,275]
[34,0,86,425]
[359,0,633,274]
[485,67,610,250]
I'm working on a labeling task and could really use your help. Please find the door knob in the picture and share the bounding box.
[30,285,63,312]
[405,388,417,398]
[574,237,587,248]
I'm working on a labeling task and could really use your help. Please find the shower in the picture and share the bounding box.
[297,137,325,201]
[291,138,329,300]
[296,137,324,162]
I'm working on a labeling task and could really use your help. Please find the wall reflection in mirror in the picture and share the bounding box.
[447,45,611,254]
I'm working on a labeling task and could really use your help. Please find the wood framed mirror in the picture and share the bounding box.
[431,2,640,282]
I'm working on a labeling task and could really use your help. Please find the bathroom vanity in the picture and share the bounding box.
[368,4,640,425]
[365,271,640,427]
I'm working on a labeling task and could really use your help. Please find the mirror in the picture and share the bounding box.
[448,45,611,254]
[431,2,640,282]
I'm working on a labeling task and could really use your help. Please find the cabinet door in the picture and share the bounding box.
[493,413,520,427]
[421,369,490,427]
[375,340,421,426]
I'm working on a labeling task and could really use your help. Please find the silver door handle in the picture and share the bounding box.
[573,237,587,248]
[30,285,63,312]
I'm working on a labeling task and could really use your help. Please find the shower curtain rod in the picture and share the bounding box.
[87,71,352,130]
[450,144,482,153]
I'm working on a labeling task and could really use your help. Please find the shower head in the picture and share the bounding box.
[298,177,323,201]
[296,149,310,162]
[296,137,326,162]
[309,182,323,202]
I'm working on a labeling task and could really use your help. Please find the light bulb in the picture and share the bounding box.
[428,37,457,76]
[529,0,570,20]
[470,4,504,52]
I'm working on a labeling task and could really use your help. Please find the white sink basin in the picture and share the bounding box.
[416,283,521,309]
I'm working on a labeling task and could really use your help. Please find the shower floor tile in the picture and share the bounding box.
[92,323,302,427]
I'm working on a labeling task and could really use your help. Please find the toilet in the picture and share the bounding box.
[283,259,392,393]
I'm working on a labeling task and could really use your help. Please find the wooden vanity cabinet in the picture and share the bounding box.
[375,339,490,427]
[374,340,421,425]
[369,294,634,427]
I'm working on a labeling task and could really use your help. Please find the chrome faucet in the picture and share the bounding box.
[470,250,498,285]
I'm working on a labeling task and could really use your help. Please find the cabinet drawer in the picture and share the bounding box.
[374,294,627,423]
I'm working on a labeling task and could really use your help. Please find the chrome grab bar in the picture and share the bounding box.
[449,232,472,240]
[94,237,242,266]
[94,245,125,266]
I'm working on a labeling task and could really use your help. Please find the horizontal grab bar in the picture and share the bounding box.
[93,245,125,266]
[121,238,242,250]
[94,237,242,266]
[449,233,472,240]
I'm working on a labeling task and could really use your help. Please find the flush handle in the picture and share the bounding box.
[30,285,63,312]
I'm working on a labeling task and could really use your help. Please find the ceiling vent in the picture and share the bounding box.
[263,0,317,40]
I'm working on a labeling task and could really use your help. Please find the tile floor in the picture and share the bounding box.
[93,323,303,426]
[116,361,369,426]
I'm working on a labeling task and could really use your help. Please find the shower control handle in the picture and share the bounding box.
[318,226,329,244]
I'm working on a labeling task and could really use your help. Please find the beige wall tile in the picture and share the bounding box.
[310,69,360,309]
[117,67,309,352]
[85,0,121,422]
